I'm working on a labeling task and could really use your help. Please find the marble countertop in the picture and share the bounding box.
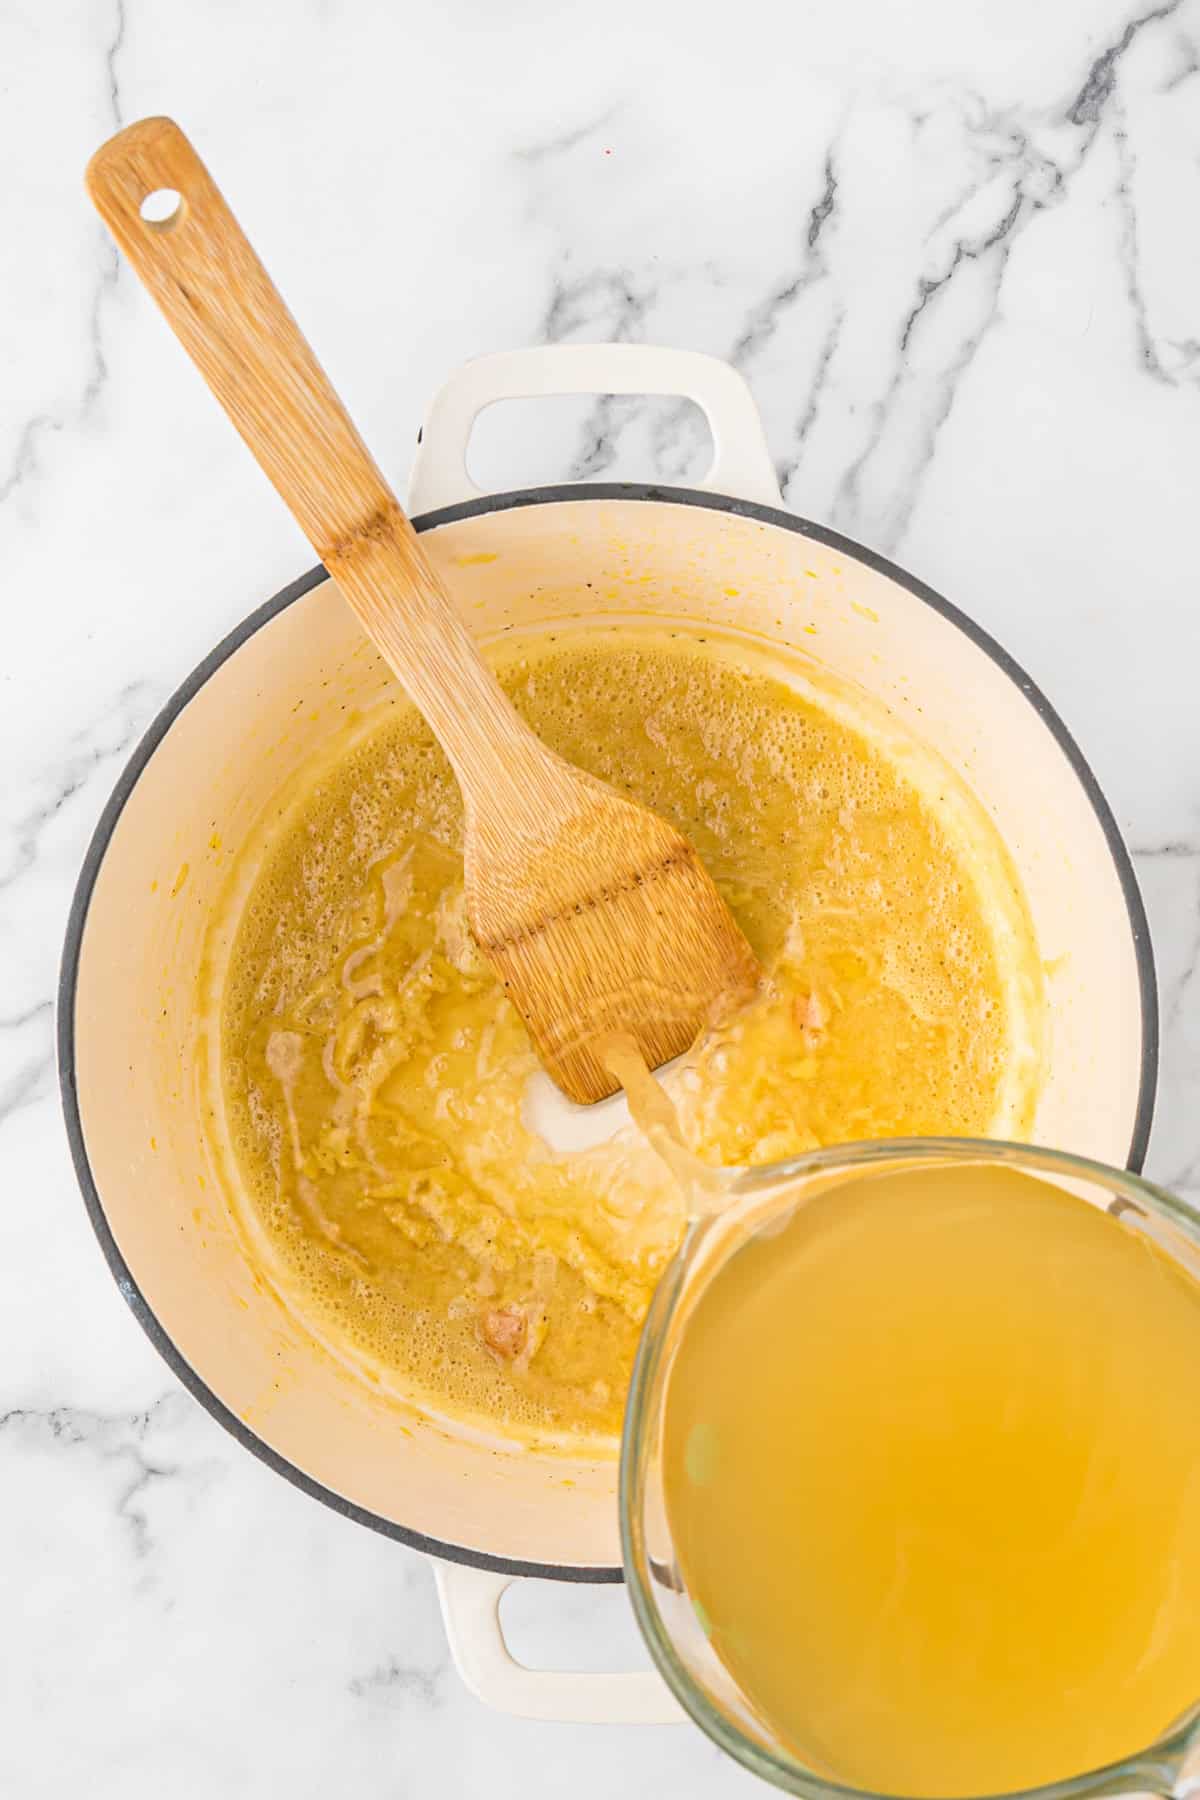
[5,1,1200,1794]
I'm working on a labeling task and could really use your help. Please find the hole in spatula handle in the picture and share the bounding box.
[139,187,183,228]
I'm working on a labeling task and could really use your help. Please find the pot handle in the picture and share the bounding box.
[407,344,781,514]
[433,1561,684,1724]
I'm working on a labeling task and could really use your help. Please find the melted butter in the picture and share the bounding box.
[213,626,1043,1450]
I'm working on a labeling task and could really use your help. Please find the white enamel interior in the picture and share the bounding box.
[69,494,1150,1572]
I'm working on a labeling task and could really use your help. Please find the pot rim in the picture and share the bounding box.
[56,481,1159,1581]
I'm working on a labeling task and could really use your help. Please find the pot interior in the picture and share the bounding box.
[66,492,1152,1572]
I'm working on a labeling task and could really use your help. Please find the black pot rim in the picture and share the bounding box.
[57,481,1159,1584]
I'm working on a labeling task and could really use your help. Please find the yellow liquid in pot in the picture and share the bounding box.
[663,1164,1200,1797]
[215,626,1040,1446]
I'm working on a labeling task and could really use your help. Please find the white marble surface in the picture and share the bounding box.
[5,1,1200,1793]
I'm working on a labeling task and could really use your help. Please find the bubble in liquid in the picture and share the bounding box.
[214,626,1032,1441]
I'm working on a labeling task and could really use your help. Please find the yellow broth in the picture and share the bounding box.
[663,1162,1200,1795]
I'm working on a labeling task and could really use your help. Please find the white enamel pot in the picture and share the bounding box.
[59,344,1157,1726]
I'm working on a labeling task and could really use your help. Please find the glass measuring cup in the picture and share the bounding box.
[620,1138,1200,1800]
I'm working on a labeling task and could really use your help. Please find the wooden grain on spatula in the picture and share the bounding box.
[468,757,759,1102]
[85,117,760,1102]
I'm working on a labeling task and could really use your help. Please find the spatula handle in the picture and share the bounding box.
[86,117,542,804]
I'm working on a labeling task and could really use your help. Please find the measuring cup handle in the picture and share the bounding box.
[407,344,781,514]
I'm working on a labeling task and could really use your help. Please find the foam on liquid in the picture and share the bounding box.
[214,625,1042,1448]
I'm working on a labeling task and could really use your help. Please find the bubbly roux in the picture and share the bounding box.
[213,626,1042,1447]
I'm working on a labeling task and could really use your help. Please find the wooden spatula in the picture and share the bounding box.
[86,117,759,1104]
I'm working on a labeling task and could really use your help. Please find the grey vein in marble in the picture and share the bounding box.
[829,161,1032,548]
[1132,838,1200,857]
[0,1393,203,1567]
[0,680,162,1130]
[0,678,161,896]
[732,152,840,373]
[0,0,124,511]
[515,106,623,166]
[731,151,843,495]
[0,238,119,509]
[1112,105,1200,383]
[104,0,126,129]
[348,1657,447,1709]
[1161,24,1200,86]
[0,1000,54,1128]
[533,250,715,483]
[737,0,1192,549]
[1066,0,1184,123]
[539,268,659,478]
